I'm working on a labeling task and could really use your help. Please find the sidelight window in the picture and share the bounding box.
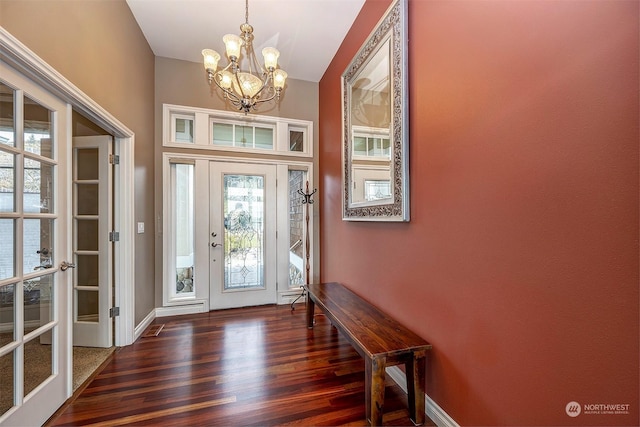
[170,162,195,300]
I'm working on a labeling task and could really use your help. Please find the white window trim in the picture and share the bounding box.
[169,113,195,144]
[163,103,313,158]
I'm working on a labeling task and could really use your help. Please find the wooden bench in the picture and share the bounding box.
[304,282,432,426]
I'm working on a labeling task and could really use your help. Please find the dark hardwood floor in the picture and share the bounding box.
[48,304,435,426]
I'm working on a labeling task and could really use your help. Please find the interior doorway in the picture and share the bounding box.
[70,118,116,389]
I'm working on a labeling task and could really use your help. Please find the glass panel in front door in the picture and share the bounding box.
[223,174,265,290]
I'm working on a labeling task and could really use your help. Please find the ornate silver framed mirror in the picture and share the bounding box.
[342,0,409,222]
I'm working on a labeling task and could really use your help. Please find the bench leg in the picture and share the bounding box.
[365,355,386,426]
[306,297,315,329]
[405,352,426,425]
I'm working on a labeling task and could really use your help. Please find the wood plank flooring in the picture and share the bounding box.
[48,304,435,426]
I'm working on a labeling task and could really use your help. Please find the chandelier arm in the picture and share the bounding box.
[210,74,243,106]
[231,72,252,100]
[248,73,275,101]
[251,85,279,106]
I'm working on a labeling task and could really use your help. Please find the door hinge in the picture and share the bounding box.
[109,231,120,242]
[109,154,120,165]
[109,307,120,318]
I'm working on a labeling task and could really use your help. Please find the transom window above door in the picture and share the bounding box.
[163,104,313,157]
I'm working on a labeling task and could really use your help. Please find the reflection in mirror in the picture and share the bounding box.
[342,0,408,221]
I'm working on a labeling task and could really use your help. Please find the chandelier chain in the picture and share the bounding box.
[245,0,249,25]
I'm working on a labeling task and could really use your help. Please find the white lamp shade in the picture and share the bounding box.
[202,49,220,71]
[233,72,263,98]
[273,69,287,90]
[262,47,280,70]
[223,34,243,59]
[219,71,234,89]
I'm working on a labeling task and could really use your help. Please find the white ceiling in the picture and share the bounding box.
[126,0,366,83]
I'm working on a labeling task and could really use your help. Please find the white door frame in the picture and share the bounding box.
[0,28,136,349]
[161,153,314,314]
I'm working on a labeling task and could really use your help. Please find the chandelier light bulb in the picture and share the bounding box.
[223,34,243,60]
[262,47,280,70]
[219,71,234,89]
[201,49,220,71]
[273,69,288,90]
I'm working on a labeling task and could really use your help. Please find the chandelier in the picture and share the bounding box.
[201,0,287,114]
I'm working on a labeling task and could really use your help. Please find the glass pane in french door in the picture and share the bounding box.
[0,83,15,148]
[0,151,15,212]
[23,218,53,272]
[23,335,52,396]
[0,219,15,280]
[24,95,53,159]
[23,273,53,335]
[0,350,14,414]
[0,283,15,347]
[223,174,265,290]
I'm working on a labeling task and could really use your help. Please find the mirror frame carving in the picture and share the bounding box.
[342,0,409,222]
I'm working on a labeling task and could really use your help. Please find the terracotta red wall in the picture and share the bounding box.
[319,0,639,425]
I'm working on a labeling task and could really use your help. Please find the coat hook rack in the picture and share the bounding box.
[291,181,317,310]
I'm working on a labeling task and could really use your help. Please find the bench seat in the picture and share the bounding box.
[304,282,432,426]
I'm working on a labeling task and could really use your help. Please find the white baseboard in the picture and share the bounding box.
[278,289,307,305]
[133,309,156,342]
[155,300,208,318]
[386,366,458,427]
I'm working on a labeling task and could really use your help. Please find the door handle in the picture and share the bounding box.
[60,261,76,271]
[211,242,222,248]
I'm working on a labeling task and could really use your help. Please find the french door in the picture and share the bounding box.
[209,162,277,309]
[72,136,112,348]
[0,63,72,426]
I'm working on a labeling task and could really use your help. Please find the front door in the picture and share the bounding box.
[71,136,112,348]
[0,63,72,426]
[209,162,277,309]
